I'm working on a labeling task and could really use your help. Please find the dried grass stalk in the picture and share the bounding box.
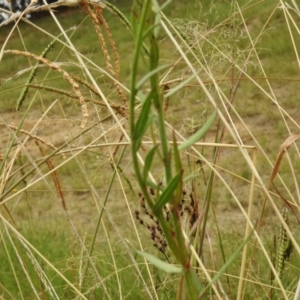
[96,6,127,105]
[110,132,124,161]
[82,4,114,74]
[83,3,127,106]
[28,83,125,115]
[5,50,89,128]
[271,134,300,182]
[95,5,120,80]
[0,122,58,153]
[70,76,127,117]
[35,141,67,211]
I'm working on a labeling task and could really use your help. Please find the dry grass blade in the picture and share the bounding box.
[28,83,126,116]
[34,141,67,211]
[69,74,127,116]
[0,122,59,153]
[4,50,89,128]
[271,134,300,182]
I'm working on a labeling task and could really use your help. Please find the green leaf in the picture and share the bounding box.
[130,0,152,99]
[183,173,203,184]
[133,91,153,150]
[152,172,182,212]
[191,268,203,294]
[178,110,218,151]
[152,0,171,37]
[130,4,139,36]
[164,70,200,98]
[172,131,181,174]
[143,145,158,180]
[145,180,163,191]
[137,90,147,103]
[152,0,161,38]
[135,64,170,91]
[137,250,182,273]
[172,132,182,206]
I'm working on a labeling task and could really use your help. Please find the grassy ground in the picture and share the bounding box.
[1,0,300,299]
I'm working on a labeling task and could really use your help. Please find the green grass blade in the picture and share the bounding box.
[152,172,182,212]
[135,64,170,91]
[191,269,203,295]
[178,110,218,151]
[143,145,158,180]
[172,132,182,207]
[133,91,153,151]
[137,251,182,273]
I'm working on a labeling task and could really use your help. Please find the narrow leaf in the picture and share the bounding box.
[133,91,153,150]
[146,180,163,191]
[165,70,200,98]
[179,110,217,151]
[135,64,170,91]
[152,0,173,37]
[137,90,147,103]
[191,269,203,294]
[183,173,201,183]
[143,145,158,180]
[173,131,181,174]
[172,132,182,206]
[153,172,182,212]
[152,0,161,37]
[137,250,182,273]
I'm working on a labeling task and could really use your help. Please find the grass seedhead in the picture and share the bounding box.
[5,49,89,128]
[276,207,293,279]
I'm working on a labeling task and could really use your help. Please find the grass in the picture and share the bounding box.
[0,0,300,298]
